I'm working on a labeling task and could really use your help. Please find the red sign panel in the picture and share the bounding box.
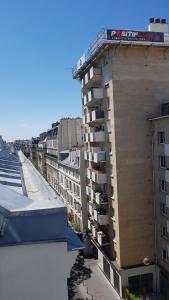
[107,30,164,43]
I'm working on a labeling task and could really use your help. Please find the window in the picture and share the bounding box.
[162,249,167,261]
[160,202,167,215]
[113,269,120,293]
[103,257,110,280]
[160,180,166,192]
[128,273,153,294]
[160,156,166,168]
[76,186,80,197]
[158,132,165,144]
[161,225,168,238]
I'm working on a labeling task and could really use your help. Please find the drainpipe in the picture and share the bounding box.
[151,126,158,293]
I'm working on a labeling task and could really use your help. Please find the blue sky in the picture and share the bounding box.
[0,0,169,141]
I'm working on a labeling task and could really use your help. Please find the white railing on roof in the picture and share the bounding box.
[72,29,107,78]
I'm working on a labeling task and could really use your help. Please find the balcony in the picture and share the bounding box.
[82,67,102,90]
[86,185,91,196]
[92,170,107,184]
[89,131,105,142]
[84,133,89,143]
[82,115,86,125]
[86,113,91,123]
[97,231,109,246]
[86,151,91,161]
[88,203,93,216]
[83,95,88,106]
[93,209,109,225]
[87,147,106,163]
[84,88,103,107]
[81,78,85,89]
[86,168,92,180]
[84,151,88,160]
[95,192,108,205]
[88,219,92,231]
[91,110,104,123]
[91,224,97,238]
[93,151,106,163]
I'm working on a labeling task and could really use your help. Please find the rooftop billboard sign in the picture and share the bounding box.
[73,29,165,78]
[107,29,164,43]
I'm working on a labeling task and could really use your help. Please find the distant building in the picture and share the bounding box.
[37,132,47,176]
[47,147,87,233]
[0,136,5,150]
[46,117,83,190]
[46,118,83,159]
[30,137,40,166]
[14,139,31,157]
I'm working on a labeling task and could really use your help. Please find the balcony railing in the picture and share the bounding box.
[93,209,109,225]
[97,231,109,246]
[95,192,108,205]
[92,170,107,184]
[88,219,92,231]
[82,68,102,91]
[83,88,103,106]
[84,133,89,143]
[84,151,88,160]
[84,110,104,124]
[89,131,105,142]
[91,110,104,123]
[86,168,92,180]
[73,29,107,79]
[91,224,97,238]
[88,203,93,216]
[86,185,91,196]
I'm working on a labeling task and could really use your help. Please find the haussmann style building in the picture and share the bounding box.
[73,17,169,298]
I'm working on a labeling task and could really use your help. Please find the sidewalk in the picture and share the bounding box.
[73,258,120,300]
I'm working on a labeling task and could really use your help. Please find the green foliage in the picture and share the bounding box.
[125,288,141,300]
[70,220,81,233]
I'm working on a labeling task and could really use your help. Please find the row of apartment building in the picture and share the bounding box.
[29,18,169,300]
[29,118,88,234]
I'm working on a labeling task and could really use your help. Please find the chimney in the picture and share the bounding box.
[148,18,168,33]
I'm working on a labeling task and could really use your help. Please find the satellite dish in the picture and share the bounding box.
[143,256,151,266]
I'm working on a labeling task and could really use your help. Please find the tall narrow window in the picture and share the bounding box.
[160,179,166,192]
[160,202,167,215]
[161,226,168,238]
[160,156,166,168]
[158,132,165,144]
[162,249,167,261]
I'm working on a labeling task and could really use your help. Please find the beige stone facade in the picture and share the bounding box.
[150,114,169,299]
[74,20,169,297]
[47,148,87,233]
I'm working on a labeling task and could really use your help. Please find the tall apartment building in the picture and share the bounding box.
[73,18,169,297]
[46,118,82,159]
[46,118,87,231]
[47,147,87,233]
